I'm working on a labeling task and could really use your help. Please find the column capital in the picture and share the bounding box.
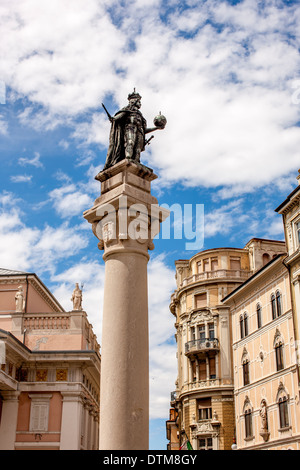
[83,160,169,257]
[0,390,20,401]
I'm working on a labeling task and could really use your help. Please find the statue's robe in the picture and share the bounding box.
[103,106,147,170]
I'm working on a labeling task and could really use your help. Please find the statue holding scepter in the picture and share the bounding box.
[102,90,167,170]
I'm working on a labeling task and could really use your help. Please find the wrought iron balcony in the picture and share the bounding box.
[185,338,219,356]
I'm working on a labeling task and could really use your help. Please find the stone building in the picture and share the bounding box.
[0,268,100,450]
[223,254,300,449]
[167,240,286,450]
[275,170,300,361]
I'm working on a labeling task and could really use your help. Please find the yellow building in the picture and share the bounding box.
[167,240,285,450]
[223,254,300,449]
[275,171,300,364]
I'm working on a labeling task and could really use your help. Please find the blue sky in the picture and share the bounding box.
[1,0,300,450]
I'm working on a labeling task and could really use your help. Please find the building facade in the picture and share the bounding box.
[223,254,300,449]
[275,171,300,366]
[0,269,100,450]
[167,240,285,450]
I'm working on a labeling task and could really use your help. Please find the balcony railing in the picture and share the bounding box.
[181,269,251,287]
[185,338,219,356]
[23,313,70,330]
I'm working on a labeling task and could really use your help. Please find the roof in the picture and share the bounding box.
[275,184,300,213]
[221,253,287,303]
[0,268,32,276]
[0,268,65,312]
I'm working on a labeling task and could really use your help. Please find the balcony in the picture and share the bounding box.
[185,338,219,357]
[181,269,251,287]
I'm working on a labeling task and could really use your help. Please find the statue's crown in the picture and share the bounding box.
[128,89,141,101]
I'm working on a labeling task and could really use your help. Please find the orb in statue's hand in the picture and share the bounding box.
[153,113,167,129]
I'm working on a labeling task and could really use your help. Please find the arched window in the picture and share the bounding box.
[277,384,289,429]
[243,360,250,386]
[271,293,276,320]
[240,314,244,339]
[262,253,270,266]
[276,290,282,317]
[240,312,248,338]
[243,398,253,439]
[242,348,250,386]
[274,329,284,371]
[256,303,262,329]
[275,342,284,371]
[244,313,248,337]
[271,291,282,320]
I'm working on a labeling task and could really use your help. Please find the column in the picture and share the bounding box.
[83,160,169,450]
[60,392,83,450]
[0,391,20,450]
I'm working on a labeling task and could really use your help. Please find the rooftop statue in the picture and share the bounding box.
[102,90,166,170]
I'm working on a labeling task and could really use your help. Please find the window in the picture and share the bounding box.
[198,399,212,420]
[198,437,213,450]
[211,258,218,271]
[275,343,284,371]
[257,303,262,329]
[296,221,300,246]
[195,292,207,308]
[230,257,241,270]
[271,291,282,319]
[29,394,52,432]
[243,360,250,386]
[279,396,289,429]
[240,312,249,338]
[197,261,201,273]
[271,294,276,319]
[276,291,282,317]
[191,360,196,382]
[199,360,206,381]
[203,259,209,272]
[240,315,244,338]
[245,409,253,438]
[244,313,248,336]
[198,324,205,341]
[208,323,215,340]
[209,356,216,379]
[191,326,196,341]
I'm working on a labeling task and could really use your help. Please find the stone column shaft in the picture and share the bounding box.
[83,160,169,450]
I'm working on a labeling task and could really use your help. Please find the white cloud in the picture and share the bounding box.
[49,183,93,218]
[1,0,299,192]
[18,151,43,168]
[0,192,89,274]
[10,174,32,183]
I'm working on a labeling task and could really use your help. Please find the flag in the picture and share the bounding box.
[180,439,193,450]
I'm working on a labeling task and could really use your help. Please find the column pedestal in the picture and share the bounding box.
[83,159,169,450]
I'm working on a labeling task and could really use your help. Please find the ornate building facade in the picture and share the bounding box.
[167,171,300,451]
[0,269,100,450]
[167,240,285,450]
[223,254,300,449]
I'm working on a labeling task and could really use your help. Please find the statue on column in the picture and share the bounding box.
[15,285,25,312]
[102,90,167,170]
[71,283,83,311]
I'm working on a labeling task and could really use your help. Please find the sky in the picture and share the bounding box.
[0,0,300,450]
